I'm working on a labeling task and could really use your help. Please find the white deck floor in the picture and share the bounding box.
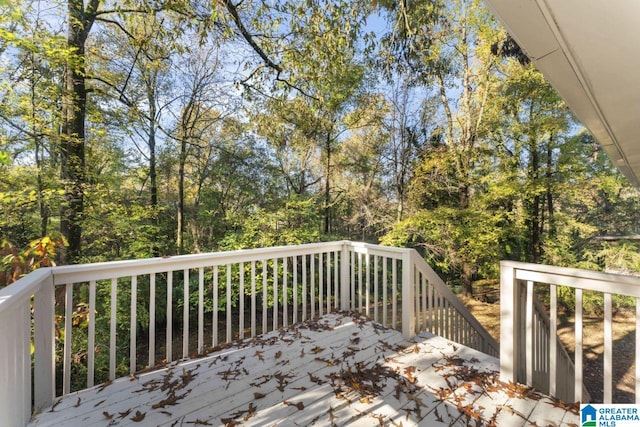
[29,313,578,426]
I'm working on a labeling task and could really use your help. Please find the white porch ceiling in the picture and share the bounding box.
[482,0,640,188]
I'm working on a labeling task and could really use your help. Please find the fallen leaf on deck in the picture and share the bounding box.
[130,410,146,422]
[187,419,212,425]
[434,408,443,422]
[97,380,112,393]
[308,372,324,384]
[243,402,257,421]
[284,400,305,410]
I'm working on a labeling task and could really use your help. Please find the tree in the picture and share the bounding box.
[382,0,501,295]
[0,0,66,245]
[58,0,101,263]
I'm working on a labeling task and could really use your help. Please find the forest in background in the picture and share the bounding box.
[2,0,640,297]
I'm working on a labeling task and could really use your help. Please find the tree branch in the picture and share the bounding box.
[222,0,281,73]
[223,0,319,100]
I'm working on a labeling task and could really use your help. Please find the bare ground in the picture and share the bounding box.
[462,297,637,403]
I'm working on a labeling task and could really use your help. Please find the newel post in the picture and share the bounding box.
[500,261,519,383]
[33,272,56,411]
[340,242,350,311]
[401,250,415,339]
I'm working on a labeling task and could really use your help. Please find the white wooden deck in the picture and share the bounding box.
[28,313,578,426]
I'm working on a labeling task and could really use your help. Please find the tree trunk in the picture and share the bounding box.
[31,60,49,237]
[546,135,555,238]
[148,86,158,210]
[527,139,541,263]
[177,138,186,254]
[60,0,98,263]
[323,133,331,235]
[147,82,160,256]
[459,182,474,296]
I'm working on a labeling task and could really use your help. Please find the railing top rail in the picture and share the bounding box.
[502,260,640,298]
[0,267,52,315]
[347,241,410,258]
[51,241,349,285]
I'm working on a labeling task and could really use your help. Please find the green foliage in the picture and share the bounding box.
[220,197,325,250]
[381,206,506,286]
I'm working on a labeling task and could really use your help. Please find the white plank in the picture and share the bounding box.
[183,269,189,359]
[213,266,218,347]
[273,259,278,330]
[149,273,155,367]
[525,281,534,386]
[63,282,73,394]
[226,264,232,342]
[87,280,96,388]
[130,275,137,374]
[166,273,173,363]
[251,261,256,337]
[283,258,288,327]
[239,262,245,338]
[110,278,117,379]
[575,288,583,402]
[636,297,640,403]
[604,292,613,403]
[198,267,204,353]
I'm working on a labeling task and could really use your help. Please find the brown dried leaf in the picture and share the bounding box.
[130,410,146,422]
[315,357,335,366]
[188,419,212,425]
[118,408,132,419]
[244,402,257,421]
[283,400,304,410]
[97,380,112,393]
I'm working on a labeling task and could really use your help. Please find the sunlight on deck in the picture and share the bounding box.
[29,313,578,426]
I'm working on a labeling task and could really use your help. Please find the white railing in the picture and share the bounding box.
[501,260,640,403]
[0,241,497,426]
[345,243,498,356]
